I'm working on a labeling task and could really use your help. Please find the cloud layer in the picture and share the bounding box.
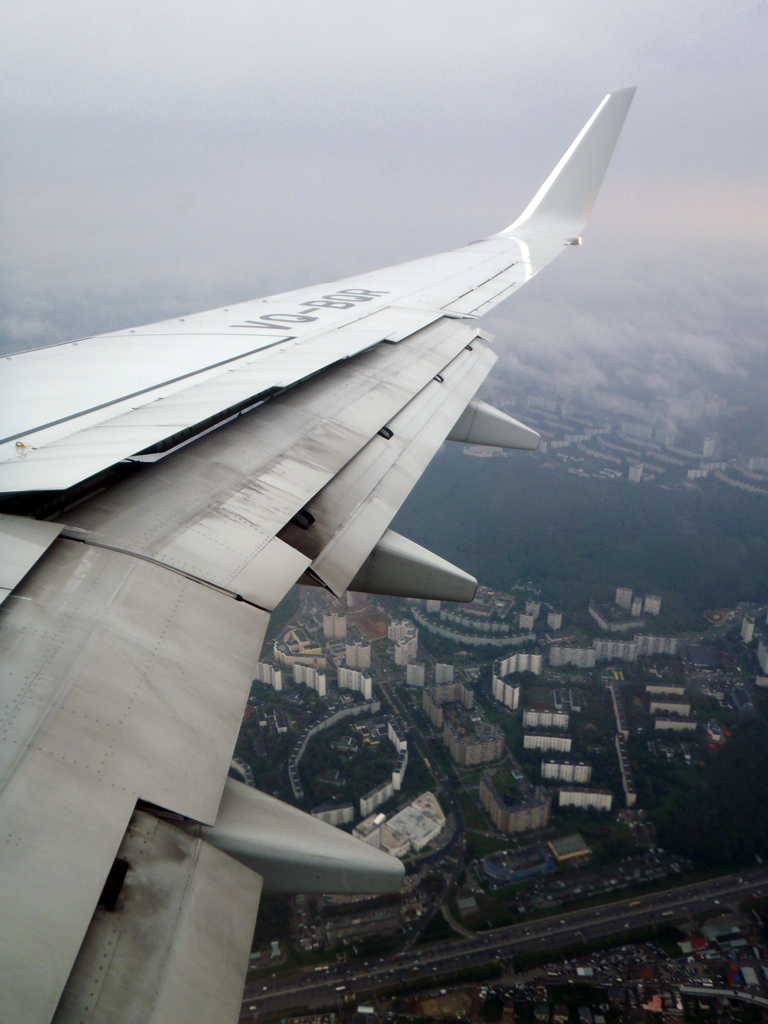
[2,0,767,404]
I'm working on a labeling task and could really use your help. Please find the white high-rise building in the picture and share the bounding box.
[255,662,283,691]
[644,594,662,616]
[523,733,572,753]
[406,663,425,686]
[547,610,563,631]
[387,720,407,753]
[703,436,716,458]
[345,641,371,668]
[495,652,542,677]
[394,633,418,665]
[741,617,755,643]
[525,601,541,618]
[631,596,643,618]
[634,634,677,656]
[426,600,441,614]
[593,639,637,662]
[523,710,569,730]
[616,587,633,610]
[541,761,592,784]
[337,667,372,700]
[519,613,535,631]
[323,613,347,639]
[392,748,408,790]
[388,619,415,642]
[758,639,768,675]
[550,647,596,669]
[628,463,643,483]
[492,676,520,709]
[435,663,454,684]
[559,788,612,811]
[519,652,542,674]
[293,664,327,696]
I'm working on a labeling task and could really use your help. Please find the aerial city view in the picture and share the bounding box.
[237,375,768,1024]
[3,5,768,1024]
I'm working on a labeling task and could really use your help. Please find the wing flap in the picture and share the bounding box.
[281,341,496,596]
[59,320,479,570]
[0,512,63,604]
[52,810,262,1024]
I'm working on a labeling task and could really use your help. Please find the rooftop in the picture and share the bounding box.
[548,832,591,862]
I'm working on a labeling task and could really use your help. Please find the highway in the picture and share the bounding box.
[241,868,768,1017]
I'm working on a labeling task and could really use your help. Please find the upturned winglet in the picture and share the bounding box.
[499,87,636,241]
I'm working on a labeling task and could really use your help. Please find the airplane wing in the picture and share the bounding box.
[0,88,634,1024]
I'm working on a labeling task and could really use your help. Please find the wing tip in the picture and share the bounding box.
[498,87,637,241]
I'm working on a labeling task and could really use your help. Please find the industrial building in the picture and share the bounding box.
[479,845,552,886]
[355,793,445,859]
[383,792,445,854]
[353,812,386,847]
[548,833,591,862]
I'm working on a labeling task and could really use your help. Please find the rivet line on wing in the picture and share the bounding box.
[58,530,271,613]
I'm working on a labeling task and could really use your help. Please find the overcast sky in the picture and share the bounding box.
[2,0,766,403]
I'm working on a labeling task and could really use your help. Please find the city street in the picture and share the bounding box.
[242,867,768,1017]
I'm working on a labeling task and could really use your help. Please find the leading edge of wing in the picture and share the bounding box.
[499,87,636,241]
[0,90,634,498]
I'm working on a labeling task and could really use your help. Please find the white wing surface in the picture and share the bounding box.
[0,89,634,1023]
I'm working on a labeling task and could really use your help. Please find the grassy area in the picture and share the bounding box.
[465,832,519,861]
[457,791,490,831]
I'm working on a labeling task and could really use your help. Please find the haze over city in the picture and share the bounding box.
[2,1,767,409]
[3,5,768,1024]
